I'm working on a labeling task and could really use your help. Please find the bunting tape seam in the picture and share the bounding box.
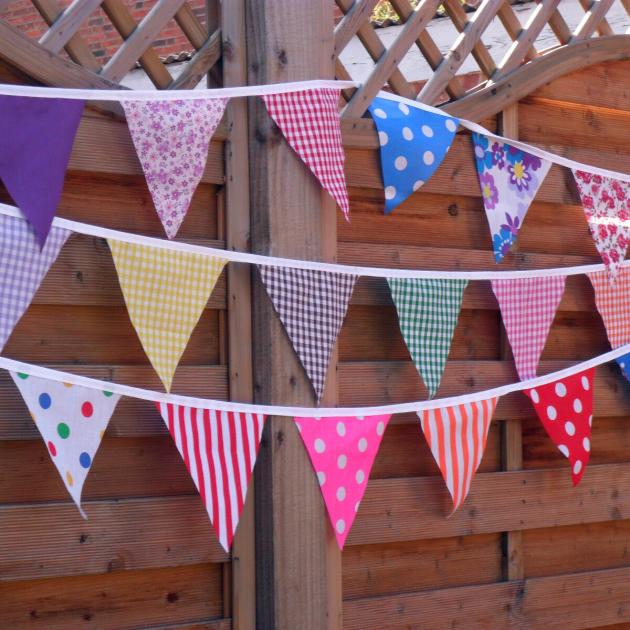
[1,344,628,417]
[0,80,359,101]
[0,203,622,280]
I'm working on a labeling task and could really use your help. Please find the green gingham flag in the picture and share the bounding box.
[388,278,468,398]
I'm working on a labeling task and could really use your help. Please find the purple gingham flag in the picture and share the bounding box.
[259,266,358,403]
[0,214,70,350]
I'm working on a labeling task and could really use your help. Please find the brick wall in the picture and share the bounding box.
[0,0,207,62]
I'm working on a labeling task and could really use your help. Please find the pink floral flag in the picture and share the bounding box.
[122,98,228,239]
[572,169,630,283]
[262,88,349,220]
[294,414,391,549]
[492,276,566,381]
[473,133,552,263]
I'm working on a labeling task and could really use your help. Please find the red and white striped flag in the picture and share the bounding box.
[418,397,498,511]
[156,403,266,551]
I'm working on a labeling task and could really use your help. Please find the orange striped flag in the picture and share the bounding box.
[418,397,498,511]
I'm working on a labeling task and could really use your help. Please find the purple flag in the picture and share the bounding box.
[0,96,84,247]
[0,213,70,350]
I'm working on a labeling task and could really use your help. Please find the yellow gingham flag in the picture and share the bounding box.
[108,240,227,391]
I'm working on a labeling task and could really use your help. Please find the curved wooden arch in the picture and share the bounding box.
[442,35,630,122]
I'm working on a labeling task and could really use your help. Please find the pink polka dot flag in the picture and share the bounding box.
[294,414,391,549]
[418,398,498,512]
[10,371,121,517]
[524,368,595,486]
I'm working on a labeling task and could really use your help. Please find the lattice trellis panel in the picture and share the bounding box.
[336,0,630,116]
[0,0,222,89]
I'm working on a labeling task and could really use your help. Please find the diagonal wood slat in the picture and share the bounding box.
[418,0,504,105]
[168,28,221,90]
[493,0,563,80]
[101,0,187,83]
[38,0,103,54]
[496,1,538,63]
[570,0,615,42]
[343,0,441,117]
[579,0,614,36]
[335,0,380,54]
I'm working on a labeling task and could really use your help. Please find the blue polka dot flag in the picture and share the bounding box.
[368,96,459,215]
[617,352,630,382]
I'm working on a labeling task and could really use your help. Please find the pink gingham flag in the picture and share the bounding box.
[492,276,566,381]
[262,88,349,220]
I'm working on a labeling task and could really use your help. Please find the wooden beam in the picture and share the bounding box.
[221,0,256,627]
[442,36,630,122]
[246,1,341,627]
[168,28,222,90]
[0,19,120,89]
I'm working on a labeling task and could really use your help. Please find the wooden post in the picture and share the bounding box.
[499,103,525,583]
[221,1,257,628]
[245,1,342,628]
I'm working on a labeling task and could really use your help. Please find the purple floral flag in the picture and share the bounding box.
[472,133,552,263]
[122,98,228,239]
[0,96,84,247]
[0,213,70,350]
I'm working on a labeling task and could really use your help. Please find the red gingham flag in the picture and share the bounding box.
[588,266,630,348]
[156,403,266,551]
[262,88,349,220]
[492,276,566,381]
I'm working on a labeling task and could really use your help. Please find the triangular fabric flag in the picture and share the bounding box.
[122,98,228,239]
[0,95,85,247]
[10,372,121,516]
[418,398,497,511]
[262,88,349,220]
[573,169,630,283]
[473,133,552,263]
[0,214,70,351]
[259,266,357,403]
[388,278,468,398]
[368,96,458,215]
[524,368,595,485]
[588,267,630,349]
[109,240,227,391]
[616,352,630,382]
[156,402,265,551]
[294,414,391,548]
[492,276,566,381]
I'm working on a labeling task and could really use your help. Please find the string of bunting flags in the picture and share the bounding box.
[1,81,630,278]
[0,342,627,550]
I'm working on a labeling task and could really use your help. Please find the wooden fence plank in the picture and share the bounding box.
[0,496,228,581]
[38,0,103,54]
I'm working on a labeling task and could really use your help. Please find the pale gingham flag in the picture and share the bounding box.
[0,214,70,350]
[262,88,349,219]
[108,240,227,392]
[259,266,357,403]
[588,267,630,348]
[388,278,468,398]
[492,276,566,381]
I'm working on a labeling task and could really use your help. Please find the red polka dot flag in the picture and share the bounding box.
[524,368,595,486]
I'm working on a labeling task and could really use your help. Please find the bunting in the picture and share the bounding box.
[10,372,121,516]
[109,240,227,392]
[368,96,459,214]
[573,169,630,282]
[418,397,497,511]
[122,98,228,239]
[0,95,84,247]
[524,368,595,485]
[262,88,349,219]
[588,267,630,349]
[388,278,468,398]
[294,413,391,548]
[0,214,70,351]
[473,133,552,262]
[259,266,357,403]
[156,402,265,551]
[492,276,566,381]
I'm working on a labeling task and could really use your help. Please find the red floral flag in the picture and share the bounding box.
[524,368,595,485]
[572,169,630,283]
[262,88,349,220]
